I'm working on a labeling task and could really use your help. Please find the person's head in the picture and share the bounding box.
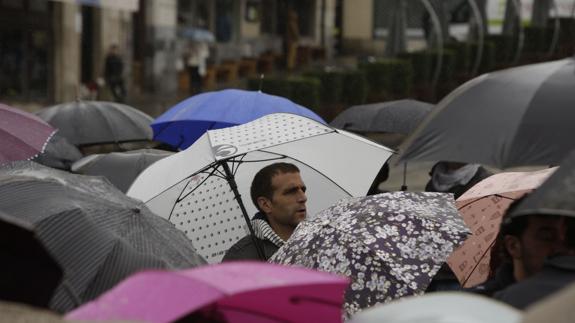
[250,163,307,238]
[500,197,565,281]
[109,44,119,54]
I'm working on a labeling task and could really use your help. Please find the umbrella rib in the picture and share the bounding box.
[259,150,353,196]
[168,166,221,221]
[456,194,517,211]
[461,237,498,287]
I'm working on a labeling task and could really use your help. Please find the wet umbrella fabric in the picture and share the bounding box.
[330,100,433,135]
[36,101,153,147]
[0,103,56,164]
[400,58,575,168]
[269,192,469,317]
[512,151,575,219]
[67,262,348,323]
[129,113,394,263]
[71,149,173,193]
[0,161,206,313]
[151,89,326,149]
[0,211,63,308]
[447,168,556,287]
[33,133,83,170]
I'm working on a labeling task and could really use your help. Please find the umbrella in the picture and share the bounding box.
[33,133,83,170]
[36,101,153,147]
[0,103,56,164]
[67,262,348,323]
[330,100,434,135]
[447,168,556,288]
[178,26,216,42]
[348,292,521,323]
[512,151,575,219]
[0,211,62,308]
[269,191,469,317]
[0,161,206,313]
[71,149,174,193]
[400,57,575,168]
[151,89,326,149]
[128,113,394,263]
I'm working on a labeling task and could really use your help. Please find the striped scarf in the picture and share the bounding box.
[251,213,285,248]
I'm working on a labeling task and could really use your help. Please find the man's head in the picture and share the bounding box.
[250,163,307,238]
[501,198,565,281]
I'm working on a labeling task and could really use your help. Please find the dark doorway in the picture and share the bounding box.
[81,6,95,84]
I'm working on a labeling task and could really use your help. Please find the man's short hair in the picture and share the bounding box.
[250,162,300,212]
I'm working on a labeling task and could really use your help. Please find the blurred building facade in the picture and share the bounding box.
[0,0,338,106]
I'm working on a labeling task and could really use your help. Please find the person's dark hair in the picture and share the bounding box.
[250,163,300,212]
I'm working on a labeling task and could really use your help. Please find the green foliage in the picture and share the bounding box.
[341,70,368,106]
[304,70,344,104]
[485,35,515,65]
[287,77,321,112]
[359,59,412,102]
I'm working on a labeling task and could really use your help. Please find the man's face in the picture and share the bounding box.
[262,171,307,230]
[517,215,564,277]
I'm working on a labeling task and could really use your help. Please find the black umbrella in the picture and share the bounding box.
[512,151,575,219]
[71,149,174,193]
[0,212,62,308]
[330,99,434,135]
[33,133,83,170]
[400,57,575,169]
[36,101,153,147]
[0,161,206,313]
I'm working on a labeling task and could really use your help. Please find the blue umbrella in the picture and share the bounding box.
[151,89,326,149]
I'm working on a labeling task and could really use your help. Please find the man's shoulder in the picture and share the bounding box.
[222,235,278,262]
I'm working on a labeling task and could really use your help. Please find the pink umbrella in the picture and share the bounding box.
[66,261,349,323]
[447,168,557,287]
[0,103,56,164]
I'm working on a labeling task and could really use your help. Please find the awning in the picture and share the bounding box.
[50,0,139,12]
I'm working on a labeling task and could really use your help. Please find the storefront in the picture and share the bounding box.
[0,0,53,102]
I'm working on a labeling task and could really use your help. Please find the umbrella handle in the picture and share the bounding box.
[221,161,267,260]
[401,162,408,191]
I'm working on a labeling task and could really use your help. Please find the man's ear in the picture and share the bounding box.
[257,196,272,214]
[504,235,523,259]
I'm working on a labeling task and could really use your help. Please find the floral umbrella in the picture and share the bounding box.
[269,192,469,317]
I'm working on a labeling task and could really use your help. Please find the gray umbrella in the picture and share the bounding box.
[32,133,83,170]
[330,100,434,135]
[36,101,153,147]
[512,151,575,219]
[71,149,174,193]
[400,57,575,169]
[0,161,206,313]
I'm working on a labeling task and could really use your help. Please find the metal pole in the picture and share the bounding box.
[220,161,266,260]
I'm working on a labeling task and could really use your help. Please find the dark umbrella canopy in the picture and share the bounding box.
[270,192,469,317]
[36,101,153,147]
[330,100,434,134]
[33,133,83,170]
[0,103,56,164]
[0,161,206,313]
[400,58,575,169]
[512,151,575,218]
[0,211,62,308]
[71,149,173,193]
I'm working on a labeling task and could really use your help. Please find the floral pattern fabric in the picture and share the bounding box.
[269,192,469,317]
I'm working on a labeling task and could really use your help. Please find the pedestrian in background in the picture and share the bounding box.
[104,44,126,103]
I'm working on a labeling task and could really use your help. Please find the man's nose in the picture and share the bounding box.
[298,189,307,203]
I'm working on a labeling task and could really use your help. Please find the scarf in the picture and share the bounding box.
[251,213,285,248]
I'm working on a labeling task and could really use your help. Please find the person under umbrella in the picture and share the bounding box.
[128,113,394,264]
[0,161,206,313]
[493,151,575,308]
[270,191,469,317]
[222,163,307,261]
